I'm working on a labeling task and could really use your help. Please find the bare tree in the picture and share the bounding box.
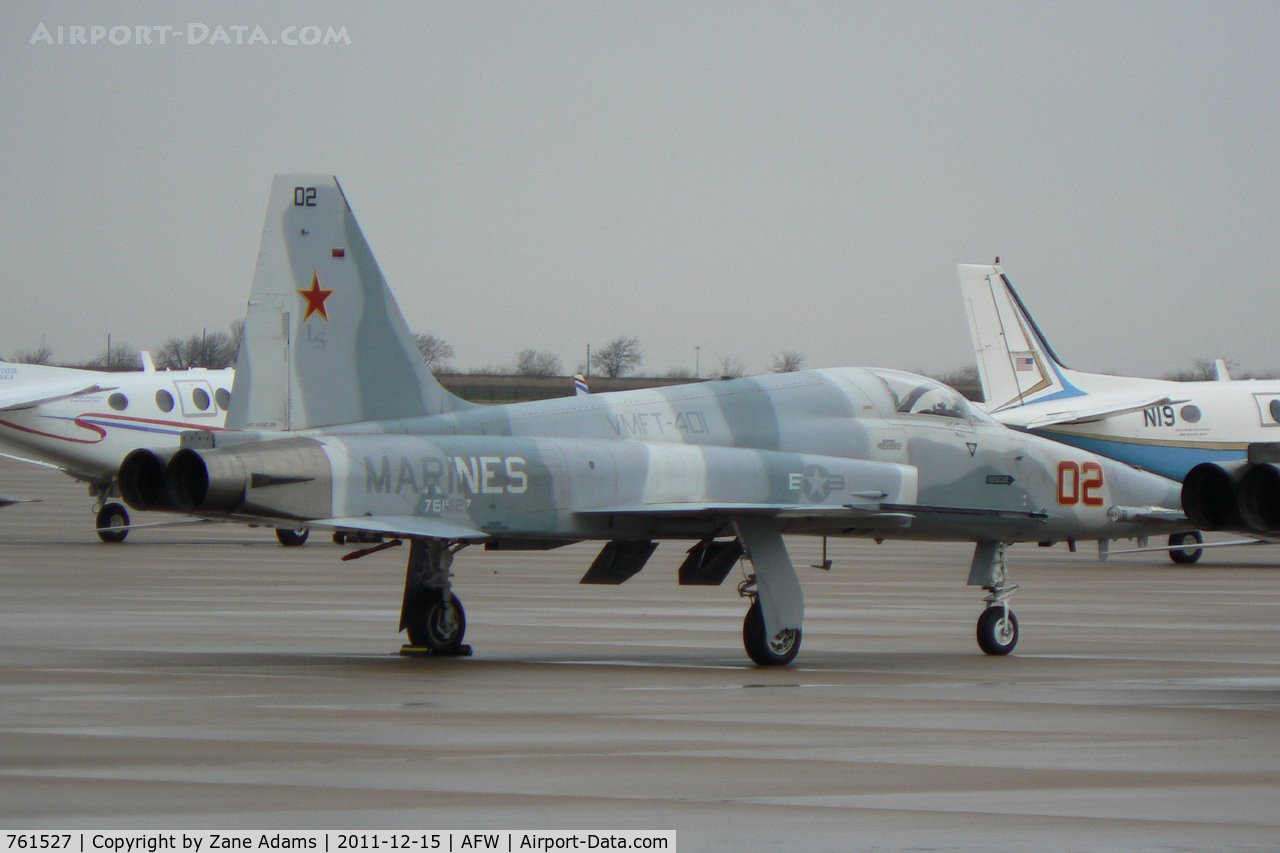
[590,336,643,379]
[515,349,562,376]
[771,350,804,373]
[87,344,143,372]
[154,331,238,370]
[414,333,455,373]
[229,319,245,359]
[12,343,54,365]
[1163,358,1218,382]
[717,355,748,378]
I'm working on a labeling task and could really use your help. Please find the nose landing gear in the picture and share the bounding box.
[969,542,1019,656]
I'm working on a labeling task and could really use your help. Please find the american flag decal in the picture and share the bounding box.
[1015,356,1034,372]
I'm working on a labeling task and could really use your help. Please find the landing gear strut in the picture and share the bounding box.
[95,502,129,543]
[399,538,470,655]
[969,542,1019,655]
[734,520,805,666]
[1168,531,1204,564]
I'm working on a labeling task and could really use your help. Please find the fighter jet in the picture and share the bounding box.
[0,358,240,540]
[959,261,1280,560]
[117,176,1191,665]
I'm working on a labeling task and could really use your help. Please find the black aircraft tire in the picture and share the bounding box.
[976,607,1019,656]
[275,527,309,547]
[742,598,801,666]
[96,503,129,544]
[407,593,467,653]
[1168,531,1204,564]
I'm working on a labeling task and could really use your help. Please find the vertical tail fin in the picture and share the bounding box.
[227,175,470,431]
[957,263,1082,412]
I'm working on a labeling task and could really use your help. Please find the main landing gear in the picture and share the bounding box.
[275,527,309,547]
[740,591,801,666]
[734,519,805,666]
[399,538,470,656]
[1168,531,1204,564]
[95,502,130,543]
[969,542,1019,655]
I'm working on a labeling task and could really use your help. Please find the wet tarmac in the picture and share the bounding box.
[1,455,1278,851]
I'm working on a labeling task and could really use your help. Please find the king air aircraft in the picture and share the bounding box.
[960,262,1280,562]
[0,357,242,541]
[115,176,1192,665]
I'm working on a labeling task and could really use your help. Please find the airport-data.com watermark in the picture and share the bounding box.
[29,22,350,47]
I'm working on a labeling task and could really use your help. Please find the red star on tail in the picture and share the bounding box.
[297,272,334,321]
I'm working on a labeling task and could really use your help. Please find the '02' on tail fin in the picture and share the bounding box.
[226,175,471,432]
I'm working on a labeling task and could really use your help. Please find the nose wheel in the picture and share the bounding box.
[976,606,1019,655]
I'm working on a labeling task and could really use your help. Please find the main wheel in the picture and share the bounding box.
[96,503,129,543]
[742,598,801,666]
[406,593,467,653]
[275,527,309,547]
[1168,531,1203,564]
[976,606,1018,655]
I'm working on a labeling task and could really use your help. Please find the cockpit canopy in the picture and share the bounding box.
[868,368,972,422]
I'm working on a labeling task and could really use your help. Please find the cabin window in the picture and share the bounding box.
[155,389,174,413]
[107,393,128,411]
[1271,400,1280,424]
[215,388,231,410]
[192,388,210,411]
[1180,405,1201,424]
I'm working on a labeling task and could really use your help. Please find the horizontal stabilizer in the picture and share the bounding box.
[0,493,37,508]
[580,539,658,584]
[1111,537,1276,555]
[308,515,489,541]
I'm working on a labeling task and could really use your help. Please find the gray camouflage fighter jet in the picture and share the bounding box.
[117,176,1191,665]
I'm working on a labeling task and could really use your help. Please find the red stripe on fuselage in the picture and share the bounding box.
[0,412,222,445]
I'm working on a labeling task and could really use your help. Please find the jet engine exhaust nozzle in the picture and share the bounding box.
[118,449,174,511]
[1181,462,1246,532]
[1239,463,1280,534]
[166,447,247,514]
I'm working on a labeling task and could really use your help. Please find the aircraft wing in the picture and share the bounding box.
[579,502,1048,526]
[0,377,113,412]
[997,391,1184,428]
[307,515,492,541]
[0,493,37,508]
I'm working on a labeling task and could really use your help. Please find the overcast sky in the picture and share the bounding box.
[3,2,1277,379]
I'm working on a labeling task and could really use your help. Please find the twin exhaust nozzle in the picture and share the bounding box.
[1182,460,1280,534]
[118,447,232,514]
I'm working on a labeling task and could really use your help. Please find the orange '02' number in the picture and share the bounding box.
[1081,461,1104,506]
[1059,460,1105,506]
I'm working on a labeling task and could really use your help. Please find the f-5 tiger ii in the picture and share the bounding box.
[117,176,1191,665]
